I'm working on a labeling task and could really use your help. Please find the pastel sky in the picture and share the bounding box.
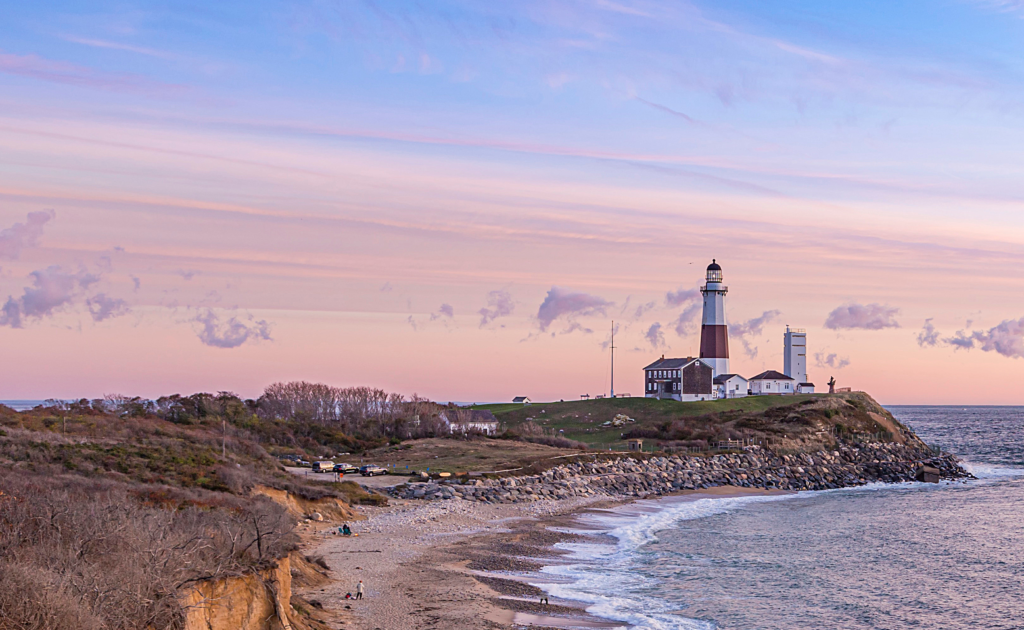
[3,0,1024,404]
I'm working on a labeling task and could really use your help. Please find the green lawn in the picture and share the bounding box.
[474,394,829,449]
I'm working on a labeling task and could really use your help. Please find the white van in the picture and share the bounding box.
[313,461,335,473]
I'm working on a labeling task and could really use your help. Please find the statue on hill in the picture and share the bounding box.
[828,376,836,394]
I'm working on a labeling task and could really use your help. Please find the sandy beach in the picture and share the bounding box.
[295,484,787,630]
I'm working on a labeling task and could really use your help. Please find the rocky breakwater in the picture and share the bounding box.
[389,442,971,504]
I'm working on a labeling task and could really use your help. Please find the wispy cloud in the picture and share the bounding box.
[192,308,271,348]
[665,287,700,308]
[672,302,703,336]
[633,300,656,320]
[945,318,1024,358]
[0,265,100,328]
[479,290,514,327]
[644,321,665,348]
[59,36,178,60]
[815,351,850,369]
[0,209,54,261]
[731,310,781,358]
[635,97,698,124]
[430,303,454,320]
[732,310,782,337]
[917,318,940,347]
[536,287,612,332]
[0,50,188,97]
[87,293,130,322]
[825,303,900,330]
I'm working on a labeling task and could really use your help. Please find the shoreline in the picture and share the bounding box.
[295,443,972,629]
[297,485,790,629]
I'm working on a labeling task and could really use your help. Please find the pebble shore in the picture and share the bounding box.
[388,442,971,503]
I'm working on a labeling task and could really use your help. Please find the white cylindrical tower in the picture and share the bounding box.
[699,259,729,377]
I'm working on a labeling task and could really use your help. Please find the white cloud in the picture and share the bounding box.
[536,287,612,332]
[825,303,900,330]
[192,309,271,348]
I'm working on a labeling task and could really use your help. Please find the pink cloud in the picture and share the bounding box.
[0,50,188,97]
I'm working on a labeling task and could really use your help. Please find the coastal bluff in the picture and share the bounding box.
[391,393,972,503]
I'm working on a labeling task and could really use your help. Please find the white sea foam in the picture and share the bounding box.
[533,466,1022,629]
[961,462,1024,479]
[533,493,800,629]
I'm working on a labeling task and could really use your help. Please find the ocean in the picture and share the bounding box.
[540,406,1024,630]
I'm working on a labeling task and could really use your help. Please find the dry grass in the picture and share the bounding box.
[0,471,297,630]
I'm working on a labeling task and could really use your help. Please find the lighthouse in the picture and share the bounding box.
[699,259,729,377]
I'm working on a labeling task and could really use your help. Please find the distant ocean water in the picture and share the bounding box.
[539,406,1024,630]
[0,400,47,411]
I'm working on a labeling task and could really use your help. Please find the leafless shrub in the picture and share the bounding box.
[0,471,297,630]
[0,563,104,630]
[257,382,407,436]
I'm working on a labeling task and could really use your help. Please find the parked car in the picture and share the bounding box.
[312,461,335,473]
[333,463,358,473]
[359,465,387,477]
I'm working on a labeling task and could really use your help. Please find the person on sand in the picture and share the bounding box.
[342,523,352,536]
[356,580,364,600]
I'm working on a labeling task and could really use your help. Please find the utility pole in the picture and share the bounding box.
[610,321,616,399]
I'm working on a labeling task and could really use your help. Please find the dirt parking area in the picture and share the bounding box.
[284,466,408,489]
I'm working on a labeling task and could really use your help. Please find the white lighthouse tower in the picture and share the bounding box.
[699,259,729,378]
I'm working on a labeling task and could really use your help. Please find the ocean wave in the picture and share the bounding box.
[961,462,1024,479]
[535,493,801,629]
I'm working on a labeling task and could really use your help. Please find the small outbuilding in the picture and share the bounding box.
[714,374,749,399]
[512,396,531,404]
[797,382,815,394]
[749,370,796,395]
[627,439,644,452]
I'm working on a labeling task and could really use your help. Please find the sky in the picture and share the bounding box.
[2,0,1024,404]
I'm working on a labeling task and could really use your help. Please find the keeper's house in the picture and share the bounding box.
[749,370,795,395]
[644,356,714,402]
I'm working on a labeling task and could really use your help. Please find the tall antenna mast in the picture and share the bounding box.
[610,321,616,399]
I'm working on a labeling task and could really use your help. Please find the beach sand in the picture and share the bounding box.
[296,485,785,629]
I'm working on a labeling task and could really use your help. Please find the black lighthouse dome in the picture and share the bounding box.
[706,259,723,282]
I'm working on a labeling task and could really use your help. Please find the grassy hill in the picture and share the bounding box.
[477,392,920,453]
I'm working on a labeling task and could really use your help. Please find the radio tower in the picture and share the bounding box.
[610,321,616,398]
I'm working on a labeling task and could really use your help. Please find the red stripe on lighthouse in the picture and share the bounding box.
[699,324,729,359]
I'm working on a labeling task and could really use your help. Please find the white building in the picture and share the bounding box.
[749,370,795,395]
[699,260,730,378]
[714,374,749,399]
[783,326,815,393]
[451,420,499,435]
[783,326,806,383]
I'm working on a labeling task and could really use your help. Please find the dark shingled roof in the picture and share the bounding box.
[750,370,794,381]
[643,357,697,370]
[799,382,815,387]
[713,373,746,384]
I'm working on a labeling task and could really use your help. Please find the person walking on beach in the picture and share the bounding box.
[356,580,364,600]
